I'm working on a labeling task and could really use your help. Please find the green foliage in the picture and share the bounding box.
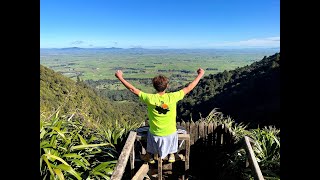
[203,108,251,142]
[40,113,118,180]
[40,64,146,126]
[226,127,280,179]
[100,118,142,151]
[203,109,280,179]
[249,126,280,178]
[178,52,280,128]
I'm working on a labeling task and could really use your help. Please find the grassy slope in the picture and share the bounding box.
[40,64,121,123]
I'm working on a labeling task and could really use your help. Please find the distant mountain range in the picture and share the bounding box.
[41,47,279,51]
[40,47,280,55]
[59,47,124,50]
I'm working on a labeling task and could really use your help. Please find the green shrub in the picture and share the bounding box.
[40,112,118,180]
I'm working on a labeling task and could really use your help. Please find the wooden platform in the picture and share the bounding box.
[134,133,190,180]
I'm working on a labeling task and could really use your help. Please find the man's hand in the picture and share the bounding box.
[197,68,205,76]
[115,70,123,79]
[182,68,205,95]
[114,70,140,95]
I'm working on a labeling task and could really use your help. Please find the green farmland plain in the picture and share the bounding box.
[40,48,279,92]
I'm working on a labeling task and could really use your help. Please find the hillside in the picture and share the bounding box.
[40,64,124,122]
[177,53,280,128]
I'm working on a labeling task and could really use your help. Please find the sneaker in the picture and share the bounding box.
[148,157,155,164]
[168,153,175,163]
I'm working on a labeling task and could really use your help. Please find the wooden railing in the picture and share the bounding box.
[111,131,137,180]
[110,120,265,180]
[177,120,265,179]
[110,130,190,180]
[177,120,235,147]
[243,136,264,180]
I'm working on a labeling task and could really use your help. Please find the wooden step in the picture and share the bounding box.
[138,153,185,162]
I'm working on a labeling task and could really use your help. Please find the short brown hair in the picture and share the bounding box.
[152,75,168,92]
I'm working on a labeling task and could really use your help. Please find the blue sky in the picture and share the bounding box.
[40,0,280,49]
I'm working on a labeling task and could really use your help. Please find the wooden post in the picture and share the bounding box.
[185,134,190,180]
[220,124,224,145]
[216,124,221,146]
[212,122,217,147]
[189,121,196,145]
[225,125,230,145]
[203,121,208,146]
[130,144,135,177]
[186,121,190,134]
[194,121,199,143]
[111,131,137,180]
[158,154,162,180]
[181,120,186,131]
[244,136,265,180]
[199,121,204,140]
[208,122,213,146]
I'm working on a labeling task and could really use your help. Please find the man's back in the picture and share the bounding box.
[139,90,185,136]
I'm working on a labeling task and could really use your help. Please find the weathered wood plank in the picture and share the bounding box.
[178,133,191,140]
[194,121,199,143]
[132,163,149,180]
[208,122,213,146]
[181,120,186,131]
[186,121,190,134]
[216,124,221,146]
[204,122,208,146]
[225,127,229,147]
[244,136,265,180]
[230,130,235,145]
[185,134,190,180]
[130,145,135,177]
[158,154,162,180]
[226,125,232,145]
[213,122,217,147]
[221,124,224,145]
[111,131,137,180]
[199,121,204,140]
[189,121,196,145]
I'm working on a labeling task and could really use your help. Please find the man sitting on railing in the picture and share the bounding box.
[115,68,205,164]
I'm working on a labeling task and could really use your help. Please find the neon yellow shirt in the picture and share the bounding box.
[139,90,185,136]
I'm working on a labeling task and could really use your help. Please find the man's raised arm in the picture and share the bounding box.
[182,68,205,95]
[115,70,141,96]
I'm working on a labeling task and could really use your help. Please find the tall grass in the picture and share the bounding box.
[249,126,280,179]
[40,112,118,180]
[99,118,143,151]
[203,109,280,179]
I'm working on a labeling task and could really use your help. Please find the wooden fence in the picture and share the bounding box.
[111,131,136,180]
[176,120,235,147]
[177,120,264,180]
[111,120,265,180]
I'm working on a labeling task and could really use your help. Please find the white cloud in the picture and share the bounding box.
[209,36,280,48]
[70,40,85,45]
